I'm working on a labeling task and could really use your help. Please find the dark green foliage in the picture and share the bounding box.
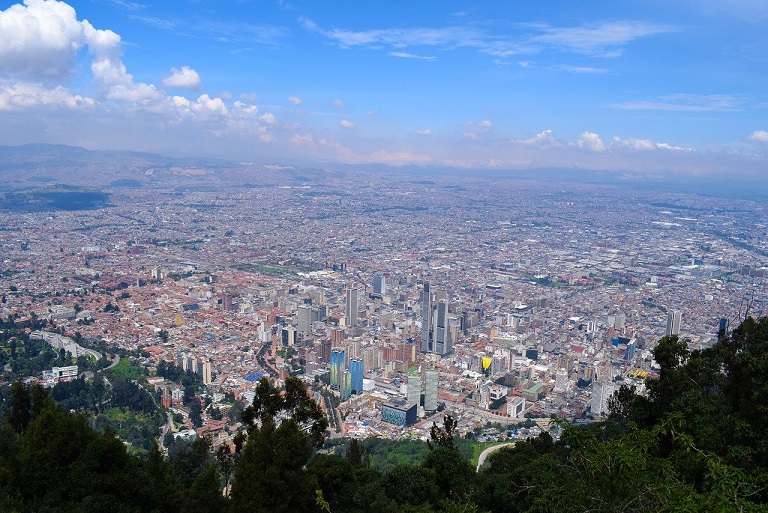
[229,376,328,513]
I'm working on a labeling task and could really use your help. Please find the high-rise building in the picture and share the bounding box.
[424,370,438,411]
[281,326,296,347]
[330,348,346,390]
[350,358,364,394]
[591,381,617,417]
[434,298,452,356]
[420,282,433,353]
[373,274,386,295]
[202,360,212,385]
[297,304,312,335]
[666,310,682,336]
[406,371,421,408]
[346,287,359,327]
[340,369,352,400]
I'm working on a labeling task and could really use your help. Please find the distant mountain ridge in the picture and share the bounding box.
[1,143,765,202]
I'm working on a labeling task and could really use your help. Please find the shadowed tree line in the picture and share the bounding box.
[3,318,768,512]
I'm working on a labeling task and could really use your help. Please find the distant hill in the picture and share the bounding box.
[1,143,766,203]
[0,143,341,190]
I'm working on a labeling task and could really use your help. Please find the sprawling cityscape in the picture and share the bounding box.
[3,153,767,450]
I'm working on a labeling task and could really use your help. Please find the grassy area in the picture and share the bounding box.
[469,440,514,469]
[94,407,164,454]
[105,357,146,381]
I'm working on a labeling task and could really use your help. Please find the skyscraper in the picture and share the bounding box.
[424,370,438,411]
[434,298,452,356]
[420,282,433,353]
[330,347,345,390]
[297,304,312,335]
[406,371,421,408]
[202,360,212,385]
[666,310,681,336]
[340,369,352,400]
[350,357,364,394]
[346,287,359,327]
[373,274,386,295]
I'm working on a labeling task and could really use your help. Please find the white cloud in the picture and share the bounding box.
[339,119,356,129]
[291,133,314,145]
[333,99,347,108]
[748,130,768,143]
[655,142,692,151]
[388,51,436,61]
[240,92,258,102]
[464,119,492,140]
[288,95,302,105]
[532,21,676,57]
[558,65,608,74]
[0,0,86,78]
[259,112,276,124]
[415,129,431,135]
[162,66,201,90]
[304,18,674,62]
[233,101,258,116]
[0,80,94,111]
[611,136,654,150]
[575,131,606,152]
[612,94,740,111]
[518,129,561,147]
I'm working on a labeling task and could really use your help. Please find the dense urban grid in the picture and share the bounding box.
[2,163,767,451]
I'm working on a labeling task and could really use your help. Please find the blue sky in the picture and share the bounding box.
[0,0,766,175]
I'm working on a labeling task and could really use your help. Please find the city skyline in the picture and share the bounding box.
[0,0,766,176]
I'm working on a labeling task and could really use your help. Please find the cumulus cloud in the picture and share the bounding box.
[655,142,691,151]
[259,112,276,124]
[611,136,654,150]
[0,0,86,78]
[333,99,347,108]
[575,131,606,152]
[748,130,768,143]
[518,129,561,147]
[339,119,356,129]
[288,95,302,105]
[162,66,201,90]
[0,0,165,105]
[0,81,94,111]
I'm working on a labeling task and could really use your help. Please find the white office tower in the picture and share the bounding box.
[424,370,439,411]
[614,313,626,330]
[554,369,569,393]
[591,381,617,417]
[297,304,312,335]
[345,287,359,327]
[666,310,682,336]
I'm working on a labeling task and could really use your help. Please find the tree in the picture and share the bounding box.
[427,414,457,450]
[607,384,637,427]
[229,377,328,513]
